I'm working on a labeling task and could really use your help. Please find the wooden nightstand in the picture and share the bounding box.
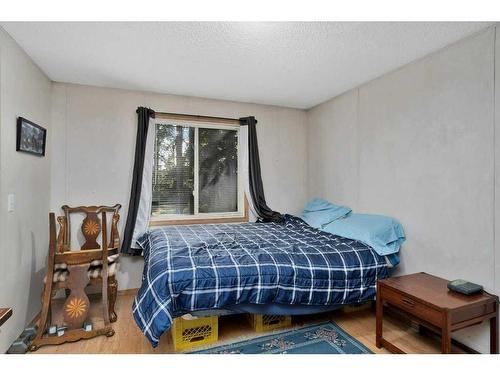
[376,272,498,354]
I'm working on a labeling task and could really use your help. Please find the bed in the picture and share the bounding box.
[133,214,390,347]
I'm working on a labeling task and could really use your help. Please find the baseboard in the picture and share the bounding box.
[117,288,139,296]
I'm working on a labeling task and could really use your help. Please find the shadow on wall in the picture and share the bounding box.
[116,255,144,290]
[25,231,45,326]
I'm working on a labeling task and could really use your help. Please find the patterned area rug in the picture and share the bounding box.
[192,322,373,354]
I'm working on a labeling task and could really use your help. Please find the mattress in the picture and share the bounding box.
[133,214,389,347]
[189,303,343,317]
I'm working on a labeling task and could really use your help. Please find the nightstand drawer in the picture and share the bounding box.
[450,302,495,325]
[381,286,443,326]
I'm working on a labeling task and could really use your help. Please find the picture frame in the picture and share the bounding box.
[16,117,47,157]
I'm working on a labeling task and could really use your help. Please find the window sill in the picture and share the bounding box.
[149,214,249,226]
[150,196,250,227]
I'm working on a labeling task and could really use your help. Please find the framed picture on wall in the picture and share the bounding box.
[16,117,47,156]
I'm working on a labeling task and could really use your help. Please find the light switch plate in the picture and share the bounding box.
[7,194,15,212]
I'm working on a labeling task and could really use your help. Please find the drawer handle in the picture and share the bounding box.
[401,298,415,307]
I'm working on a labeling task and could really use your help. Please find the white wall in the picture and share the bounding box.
[307,27,498,353]
[50,83,308,291]
[0,28,52,353]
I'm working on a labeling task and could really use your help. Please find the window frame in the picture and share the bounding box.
[149,117,247,226]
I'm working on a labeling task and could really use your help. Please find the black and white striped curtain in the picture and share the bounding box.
[239,116,283,223]
[121,107,156,255]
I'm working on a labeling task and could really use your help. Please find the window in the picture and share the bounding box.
[151,118,244,224]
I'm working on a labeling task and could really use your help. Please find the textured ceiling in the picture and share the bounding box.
[1,22,492,109]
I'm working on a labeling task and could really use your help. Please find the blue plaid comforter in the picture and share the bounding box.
[133,215,388,346]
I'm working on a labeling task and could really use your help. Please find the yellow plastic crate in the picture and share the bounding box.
[248,314,292,332]
[171,315,218,352]
[341,301,372,313]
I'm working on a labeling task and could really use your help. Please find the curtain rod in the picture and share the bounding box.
[154,111,257,125]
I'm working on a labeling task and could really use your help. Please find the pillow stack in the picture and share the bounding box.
[300,198,405,266]
[301,198,352,229]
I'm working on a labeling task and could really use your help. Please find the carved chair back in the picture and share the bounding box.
[58,204,121,253]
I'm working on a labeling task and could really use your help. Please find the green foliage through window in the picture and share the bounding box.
[151,123,239,217]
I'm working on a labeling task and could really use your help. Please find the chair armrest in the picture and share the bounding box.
[56,216,68,253]
[109,213,121,248]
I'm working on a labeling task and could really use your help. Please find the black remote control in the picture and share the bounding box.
[447,279,483,295]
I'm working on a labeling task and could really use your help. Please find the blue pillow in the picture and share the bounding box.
[301,198,352,229]
[322,213,405,256]
[385,253,400,267]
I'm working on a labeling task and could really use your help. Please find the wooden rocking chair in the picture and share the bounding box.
[60,204,121,323]
[30,205,121,351]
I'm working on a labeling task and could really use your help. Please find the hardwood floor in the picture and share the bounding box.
[31,291,466,354]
